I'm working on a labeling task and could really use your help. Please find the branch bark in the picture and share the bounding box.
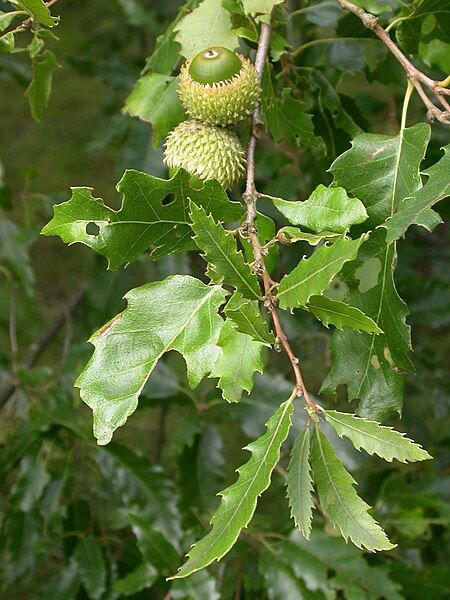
[242,21,318,413]
[335,0,450,124]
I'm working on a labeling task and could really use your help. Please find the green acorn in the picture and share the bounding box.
[178,47,261,126]
[164,120,246,189]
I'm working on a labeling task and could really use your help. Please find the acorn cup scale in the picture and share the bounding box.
[179,46,261,126]
[163,120,246,189]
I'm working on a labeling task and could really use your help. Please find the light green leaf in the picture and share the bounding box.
[25,50,58,122]
[17,0,58,26]
[271,185,368,234]
[277,234,367,309]
[189,201,261,300]
[323,124,431,418]
[77,275,227,445]
[114,564,158,597]
[242,0,284,22]
[0,31,15,53]
[310,427,395,551]
[225,291,274,346]
[210,319,264,403]
[174,0,239,58]
[171,398,294,578]
[41,169,243,269]
[307,296,383,334]
[324,410,432,463]
[287,428,314,539]
[383,144,450,243]
[277,226,341,246]
[262,82,325,153]
[123,74,185,148]
[73,536,106,600]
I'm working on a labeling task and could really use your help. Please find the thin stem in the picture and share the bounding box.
[290,1,336,17]
[242,18,319,413]
[334,0,450,124]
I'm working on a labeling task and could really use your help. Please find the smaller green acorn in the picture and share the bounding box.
[164,120,246,189]
[178,47,261,126]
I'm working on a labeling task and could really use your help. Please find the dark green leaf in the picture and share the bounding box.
[113,563,158,596]
[41,169,243,269]
[130,514,179,573]
[73,536,106,600]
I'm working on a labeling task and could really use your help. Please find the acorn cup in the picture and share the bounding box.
[178,46,261,126]
[163,120,246,189]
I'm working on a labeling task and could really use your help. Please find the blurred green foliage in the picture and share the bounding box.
[0,0,449,598]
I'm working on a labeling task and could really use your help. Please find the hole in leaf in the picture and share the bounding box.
[162,193,175,206]
[86,222,100,236]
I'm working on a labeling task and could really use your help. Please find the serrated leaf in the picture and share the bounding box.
[123,74,185,148]
[277,234,367,309]
[77,275,227,445]
[262,79,325,153]
[278,226,341,246]
[324,410,432,463]
[41,169,243,269]
[242,0,284,22]
[98,444,181,543]
[171,398,294,578]
[287,428,314,539]
[307,295,383,334]
[225,291,274,346]
[323,124,431,418]
[174,0,239,58]
[73,536,106,600]
[210,319,264,403]
[189,202,261,300]
[17,0,58,26]
[272,185,367,234]
[25,50,58,122]
[114,563,158,597]
[310,427,395,551]
[383,144,450,243]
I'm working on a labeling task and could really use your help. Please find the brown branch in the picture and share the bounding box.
[0,287,85,409]
[242,21,318,413]
[335,0,450,124]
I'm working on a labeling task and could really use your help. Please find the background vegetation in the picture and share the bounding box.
[0,0,449,598]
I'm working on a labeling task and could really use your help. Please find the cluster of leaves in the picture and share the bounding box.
[0,0,60,120]
[1,0,449,598]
